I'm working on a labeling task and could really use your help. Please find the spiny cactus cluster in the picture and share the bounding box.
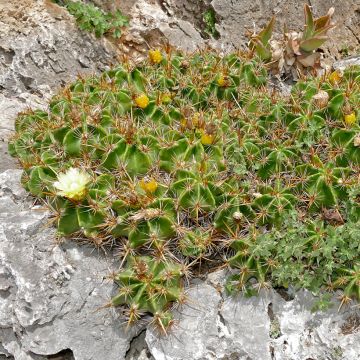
[9,47,360,331]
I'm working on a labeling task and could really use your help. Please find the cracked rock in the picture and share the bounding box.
[333,55,360,71]
[105,0,360,58]
[146,271,360,360]
[0,0,118,98]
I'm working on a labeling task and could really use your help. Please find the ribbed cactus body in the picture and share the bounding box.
[9,49,360,330]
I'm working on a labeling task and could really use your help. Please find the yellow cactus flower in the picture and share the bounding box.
[54,168,91,201]
[217,75,226,87]
[139,178,158,194]
[201,133,214,145]
[149,49,163,64]
[328,70,342,84]
[344,112,357,126]
[135,94,150,109]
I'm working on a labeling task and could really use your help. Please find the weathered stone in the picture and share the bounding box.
[146,281,222,360]
[146,271,360,360]
[0,0,118,98]
[271,290,360,360]
[108,0,360,58]
[333,55,360,71]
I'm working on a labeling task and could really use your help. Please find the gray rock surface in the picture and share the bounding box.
[146,272,360,360]
[110,0,360,58]
[333,55,360,71]
[0,0,118,98]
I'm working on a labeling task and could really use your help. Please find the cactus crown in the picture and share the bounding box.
[9,47,360,331]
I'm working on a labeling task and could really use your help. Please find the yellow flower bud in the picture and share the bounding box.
[149,49,163,64]
[135,94,150,109]
[192,113,200,127]
[344,112,357,126]
[180,118,187,127]
[217,75,226,87]
[139,178,158,194]
[201,133,214,145]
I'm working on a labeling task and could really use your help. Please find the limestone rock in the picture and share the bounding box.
[0,0,118,98]
[146,272,360,360]
[333,55,360,71]
[105,0,360,58]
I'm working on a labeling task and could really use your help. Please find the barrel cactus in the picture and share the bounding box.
[9,46,360,331]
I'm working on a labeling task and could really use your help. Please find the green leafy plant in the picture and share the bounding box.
[9,45,360,332]
[53,0,129,38]
[203,8,220,39]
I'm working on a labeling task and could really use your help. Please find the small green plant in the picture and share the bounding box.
[8,42,360,331]
[203,8,220,39]
[249,4,335,75]
[53,0,129,38]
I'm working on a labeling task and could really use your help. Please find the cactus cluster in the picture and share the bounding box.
[9,46,360,331]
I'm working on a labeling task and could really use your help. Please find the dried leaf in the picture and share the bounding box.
[297,52,320,67]
[323,208,344,224]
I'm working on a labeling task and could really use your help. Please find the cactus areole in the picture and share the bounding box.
[9,48,360,332]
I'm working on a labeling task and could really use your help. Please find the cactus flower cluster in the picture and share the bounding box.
[9,46,360,331]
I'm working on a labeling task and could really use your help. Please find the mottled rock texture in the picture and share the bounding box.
[99,0,360,58]
[146,272,360,360]
[1,1,359,359]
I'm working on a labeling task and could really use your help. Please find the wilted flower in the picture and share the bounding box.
[54,168,91,200]
[313,90,329,108]
[232,211,243,221]
[354,134,360,147]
